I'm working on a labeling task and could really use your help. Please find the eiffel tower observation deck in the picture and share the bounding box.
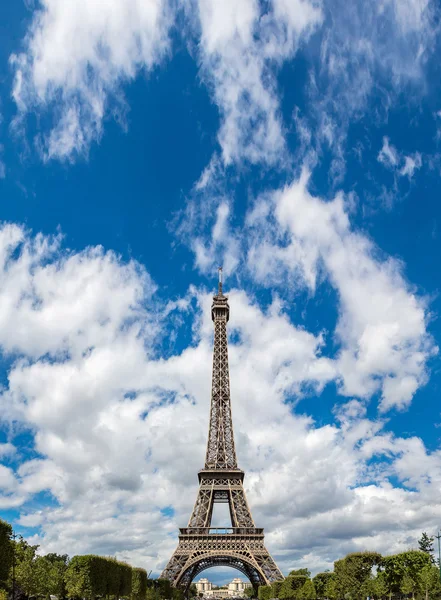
[161,269,283,591]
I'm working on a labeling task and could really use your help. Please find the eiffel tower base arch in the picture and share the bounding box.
[180,555,264,588]
[161,528,283,592]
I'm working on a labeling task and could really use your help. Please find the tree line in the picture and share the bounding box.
[2,518,440,600]
[256,533,441,600]
[0,518,196,600]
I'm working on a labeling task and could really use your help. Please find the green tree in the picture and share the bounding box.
[258,585,272,600]
[418,564,441,600]
[188,583,198,598]
[157,578,172,599]
[279,576,308,600]
[334,552,382,600]
[324,575,338,600]
[297,580,315,600]
[288,570,311,579]
[369,572,388,600]
[41,553,69,598]
[313,572,334,598]
[419,533,435,564]
[13,537,40,597]
[64,555,97,598]
[65,554,129,599]
[0,519,12,590]
[271,581,283,598]
[172,587,184,600]
[244,586,257,598]
[401,574,417,599]
[118,560,133,597]
[382,550,432,595]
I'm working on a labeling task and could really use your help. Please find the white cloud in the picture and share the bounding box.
[400,152,423,178]
[192,201,240,276]
[195,0,322,168]
[378,136,399,168]
[11,0,171,160]
[378,136,423,180]
[11,0,322,165]
[0,443,15,458]
[296,0,436,181]
[246,169,436,411]
[11,0,436,172]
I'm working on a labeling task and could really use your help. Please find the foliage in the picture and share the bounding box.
[244,586,257,598]
[419,532,435,563]
[271,580,283,598]
[0,519,12,590]
[146,587,156,600]
[288,570,311,579]
[117,559,132,596]
[258,585,272,600]
[41,553,69,598]
[297,580,315,600]
[189,582,198,598]
[172,586,184,600]
[279,576,308,599]
[145,578,176,600]
[64,555,100,598]
[382,550,432,594]
[11,537,40,597]
[313,572,334,598]
[65,554,133,599]
[9,538,68,598]
[33,554,68,598]
[418,564,441,600]
[362,572,388,600]
[401,573,417,597]
[334,551,382,600]
[324,573,338,600]
[132,567,148,600]
[157,578,172,599]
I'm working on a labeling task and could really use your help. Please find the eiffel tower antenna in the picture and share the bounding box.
[218,266,223,295]
[161,273,283,590]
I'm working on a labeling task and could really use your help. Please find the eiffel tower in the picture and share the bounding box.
[161,270,283,590]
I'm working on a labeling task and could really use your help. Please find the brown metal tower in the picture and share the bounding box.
[161,270,283,590]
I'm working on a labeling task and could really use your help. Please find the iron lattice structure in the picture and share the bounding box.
[161,273,283,590]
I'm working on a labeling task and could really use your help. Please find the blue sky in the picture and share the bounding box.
[0,0,441,586]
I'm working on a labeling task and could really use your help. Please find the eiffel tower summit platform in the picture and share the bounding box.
[161,269,283,591]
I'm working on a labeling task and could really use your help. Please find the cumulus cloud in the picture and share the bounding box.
[0,223,439,576]
[246,169,436,411]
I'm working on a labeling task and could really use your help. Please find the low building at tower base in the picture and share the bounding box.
[195,577,252,598]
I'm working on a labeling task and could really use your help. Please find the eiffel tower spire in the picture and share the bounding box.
[161,272,283,590]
